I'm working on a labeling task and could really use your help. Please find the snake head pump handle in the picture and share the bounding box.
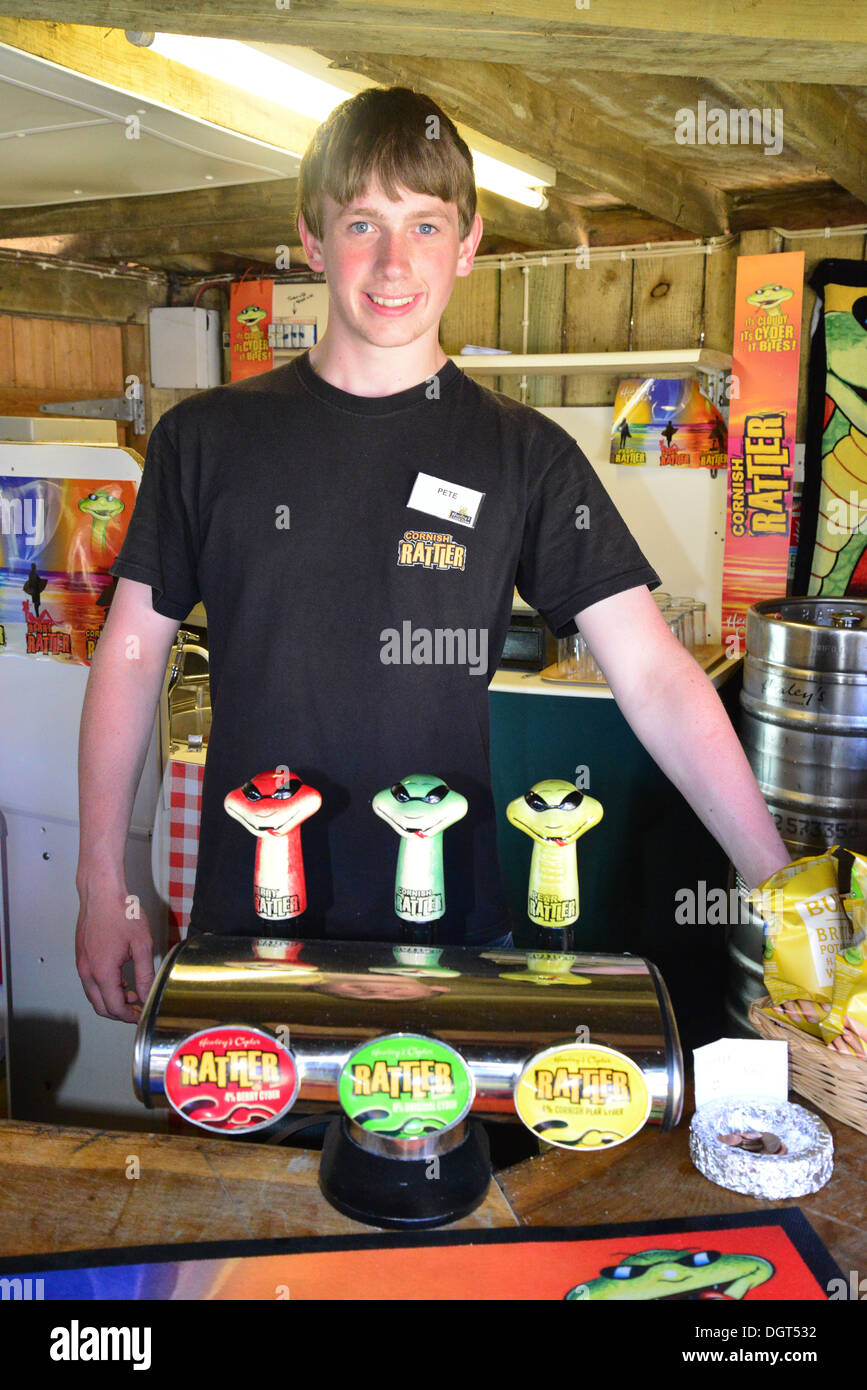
[372,774,468,942]
[506,778,603,948]
[224,769,321,921]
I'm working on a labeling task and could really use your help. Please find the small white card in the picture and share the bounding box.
[693,1038,788,1111]
[407,472,485,528]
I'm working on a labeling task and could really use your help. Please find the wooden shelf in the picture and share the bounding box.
[448,348,731,376]
[270,348,731,375]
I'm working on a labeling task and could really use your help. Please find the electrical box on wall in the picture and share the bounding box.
[149,307,222,389]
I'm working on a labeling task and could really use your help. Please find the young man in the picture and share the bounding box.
[76,87,789,1023]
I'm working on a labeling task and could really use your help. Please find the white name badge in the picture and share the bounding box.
[407,472,485,529]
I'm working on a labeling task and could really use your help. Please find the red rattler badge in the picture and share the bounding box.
[165,1025,299,1133]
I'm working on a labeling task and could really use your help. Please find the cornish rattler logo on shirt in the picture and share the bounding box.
[398,529,466,571]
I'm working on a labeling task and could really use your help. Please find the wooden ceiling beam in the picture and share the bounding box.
[714,80,867,210]
[728,181,867,234]
[320,51,729,237]
[0,179,585,256]
[479,190,588,249]
[0,181,301,238]
[4,177,861,266]
[0,3,861,83]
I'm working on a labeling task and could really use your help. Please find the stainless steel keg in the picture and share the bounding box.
[727,596,867,1033]
[741,597,867,856]
[134,936,683,1130]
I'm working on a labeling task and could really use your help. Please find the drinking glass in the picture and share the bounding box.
[671,598,695,652]
[691,601,707,647]
[580,639,603,681]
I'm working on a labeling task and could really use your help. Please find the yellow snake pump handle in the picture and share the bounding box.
[506,778,603,948]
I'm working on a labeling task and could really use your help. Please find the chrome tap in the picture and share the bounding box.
[167,629,209,699]
[166,628,191,700]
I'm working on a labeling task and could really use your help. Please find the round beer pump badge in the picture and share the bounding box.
[514,1043,651,1151]
[165,1025,299,1134]
[338,1033,475,1139]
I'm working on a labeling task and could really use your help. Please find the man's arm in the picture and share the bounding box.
[575,585,790,891]
[76,577,180,1021]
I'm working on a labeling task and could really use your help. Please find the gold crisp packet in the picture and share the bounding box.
[820,897,867,1058]
[750,851,851,1036]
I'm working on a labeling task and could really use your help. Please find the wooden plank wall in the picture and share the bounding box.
[0,257,172,452]
[0,313,148,451]
[439,231,867,437]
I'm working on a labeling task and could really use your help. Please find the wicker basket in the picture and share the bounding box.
[749,996,867,1137]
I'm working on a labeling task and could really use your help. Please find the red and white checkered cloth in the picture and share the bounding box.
[166,758,204,945]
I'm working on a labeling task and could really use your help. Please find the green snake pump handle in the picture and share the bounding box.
[372,775,468,936]
[506,778,603,937]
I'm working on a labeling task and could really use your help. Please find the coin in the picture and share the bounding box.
[716,1128,787,1156]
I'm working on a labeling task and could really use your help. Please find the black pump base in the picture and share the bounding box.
[535,924,575,952]
[319,1116,491,1229]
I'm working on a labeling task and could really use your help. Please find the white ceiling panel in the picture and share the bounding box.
[0,44,300,208]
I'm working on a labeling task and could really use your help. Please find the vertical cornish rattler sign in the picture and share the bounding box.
[722,251,805,650]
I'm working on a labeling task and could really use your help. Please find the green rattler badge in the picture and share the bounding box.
[338,1033,475,1139]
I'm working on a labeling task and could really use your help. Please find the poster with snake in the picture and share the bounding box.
[0,1210,841,1301]
[230,277,274,380]
[793,259,867,598]
[0,476,135,665]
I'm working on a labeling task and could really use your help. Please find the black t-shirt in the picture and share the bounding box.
[112,352,659,944]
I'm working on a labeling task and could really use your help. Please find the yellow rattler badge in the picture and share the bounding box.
[514,1043,651,1150]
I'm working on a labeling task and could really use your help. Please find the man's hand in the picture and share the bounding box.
[75,876,156,1023]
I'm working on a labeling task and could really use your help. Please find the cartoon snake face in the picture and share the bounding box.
[78,490,124,522]
[236,304,268,328]
[506,778,602,846]
[825,295,867,435]
[224,769,322,837]
[746,283,795,313]
[372,774,468,839]
[566,1248,775,1301]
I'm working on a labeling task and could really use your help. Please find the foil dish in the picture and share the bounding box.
[689,1098,833,1198]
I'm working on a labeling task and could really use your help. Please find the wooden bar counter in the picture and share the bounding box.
[1,1089,864,1273]
[0,1119,517,1253]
